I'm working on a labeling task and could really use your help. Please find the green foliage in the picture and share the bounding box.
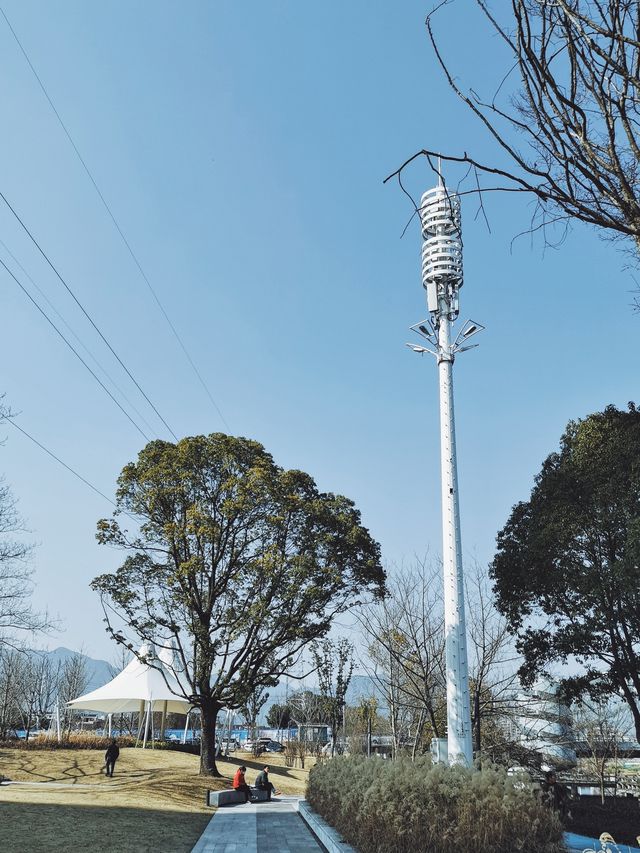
[91,433,385,775]
[266,702,292,729]
[307,756,564,853]
[491,404,640,738]
[152,740,200,755]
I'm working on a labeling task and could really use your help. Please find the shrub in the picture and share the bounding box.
[153,741,200,755]
[0,733,137,750]
[306,756,564,853]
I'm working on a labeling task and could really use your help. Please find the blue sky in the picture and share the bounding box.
[0,1,638,661]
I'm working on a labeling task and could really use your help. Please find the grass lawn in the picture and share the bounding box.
[0,747,311,853]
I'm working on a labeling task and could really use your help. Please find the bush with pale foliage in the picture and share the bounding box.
[0,732,136,750]
[307,756,564,853]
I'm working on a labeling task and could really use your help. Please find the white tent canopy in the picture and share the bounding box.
[68,643,191,715]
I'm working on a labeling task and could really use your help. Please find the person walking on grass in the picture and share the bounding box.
[232,765,252,803]
[104,738,120,777]
[254,765,280,801]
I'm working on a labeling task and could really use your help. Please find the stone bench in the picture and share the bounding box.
[206,787,269,807]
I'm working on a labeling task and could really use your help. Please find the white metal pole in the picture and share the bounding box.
[412,176,479,768]
[142,702,151,749]
[159,700,167,740]
[437,305,473,766]
[182,710,190,744]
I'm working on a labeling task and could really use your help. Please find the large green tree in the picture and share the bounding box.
[91,433,384,775]
[491,405,640,739]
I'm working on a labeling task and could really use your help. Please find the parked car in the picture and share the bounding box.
[221,738,239,752]
[264,740,284,752]
[243,740,265,753]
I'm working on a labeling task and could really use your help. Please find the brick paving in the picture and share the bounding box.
[191,797,324,853]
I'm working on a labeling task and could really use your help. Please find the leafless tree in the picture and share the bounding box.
[387,1,640,256]
[0,648,22,737]
[288,688,329,727]
[573,696,631,803]
[358,561,447,757]
[17,654,61,738]
[241,685,270,753]
[466,561,519,755]
[0,401,54,651]
[311,637,354,756]
[57,652,91,734]
[359,559,520,759]
[0,479,52,650]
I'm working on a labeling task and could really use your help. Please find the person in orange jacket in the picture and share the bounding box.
[232,765,252,803]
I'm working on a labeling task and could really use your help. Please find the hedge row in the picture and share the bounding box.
[306,756,564,853]
[0,733,137,750]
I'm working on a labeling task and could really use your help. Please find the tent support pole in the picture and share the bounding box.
[182,710,190,744]
[159,700,167,741]
[137,700,145,746]
[226,709,233,755]
[142,701,151,749]
[107,713,112,738]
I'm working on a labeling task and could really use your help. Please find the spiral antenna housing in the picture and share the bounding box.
[420,184,463,319]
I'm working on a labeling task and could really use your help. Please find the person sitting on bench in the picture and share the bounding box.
[232,765,252,803]
[254,765,279,801]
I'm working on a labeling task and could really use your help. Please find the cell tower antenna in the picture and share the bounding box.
[405,168,484,766]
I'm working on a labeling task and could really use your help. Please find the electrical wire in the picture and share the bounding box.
[5,418,117,507]
[0,236,158,437]
[0,255,151,442]
[0,188,178,441]
[3,417,138,522]
[0,4,230,432]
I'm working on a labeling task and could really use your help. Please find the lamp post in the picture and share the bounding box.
[407,173,483,766]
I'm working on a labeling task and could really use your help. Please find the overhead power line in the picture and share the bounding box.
[5,417,117,507]
[3,416,137,522]
[0,5,230,432]
[0,255,150,442]
[0,189,178,442]
[0,236,158,437]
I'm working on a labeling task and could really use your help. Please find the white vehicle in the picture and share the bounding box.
[221,738,239,752]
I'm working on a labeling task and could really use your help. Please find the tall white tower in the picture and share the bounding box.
[408,174,482,766]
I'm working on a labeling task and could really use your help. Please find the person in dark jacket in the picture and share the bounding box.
[541,770,569,818]
[254,766,279,801]
[104,739,120,777]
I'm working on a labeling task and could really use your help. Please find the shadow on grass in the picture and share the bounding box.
[0,801,211,853]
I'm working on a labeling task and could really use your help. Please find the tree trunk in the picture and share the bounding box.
[200,701,222,776]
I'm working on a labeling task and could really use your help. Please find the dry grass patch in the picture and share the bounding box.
[0,748,311,853]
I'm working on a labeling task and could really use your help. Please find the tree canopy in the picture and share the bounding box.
[490,404,640,739]
[91,433,385,775]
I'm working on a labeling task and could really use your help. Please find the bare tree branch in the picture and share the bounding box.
[387,1,640,255]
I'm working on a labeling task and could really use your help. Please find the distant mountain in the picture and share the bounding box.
[26,650,385,717]
[31,647,113,693]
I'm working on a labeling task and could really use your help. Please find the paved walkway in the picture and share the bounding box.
[191,797,324,853]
